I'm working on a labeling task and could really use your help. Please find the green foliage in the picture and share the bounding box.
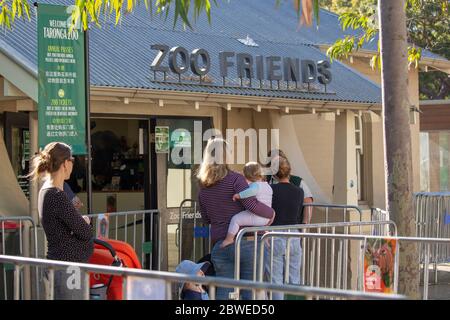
[326,6,379,68]
[0,0,218,30]
[407,0,450,99]
[1,0,319,31]
[325,0,441,71]
[325,0,449,98]
[0,0,31,29]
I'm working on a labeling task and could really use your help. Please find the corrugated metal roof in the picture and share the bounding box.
[3,0,440,104]
[87,25,381,103]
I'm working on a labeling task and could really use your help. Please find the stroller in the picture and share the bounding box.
[89,238,142,300]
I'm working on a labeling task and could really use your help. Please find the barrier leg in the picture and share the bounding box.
[83,271,90,300]
[14,265,20,300]
[423,243,430,300]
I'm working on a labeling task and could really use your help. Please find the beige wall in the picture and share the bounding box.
[343,57,381,83]
[366,112,387,209]
[287,113,335,201]
[333,110,358,205]
[276,55,420,208]
[341,58,421,193]
[224,108,273,172]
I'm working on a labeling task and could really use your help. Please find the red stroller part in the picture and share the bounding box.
[89,239,142,300]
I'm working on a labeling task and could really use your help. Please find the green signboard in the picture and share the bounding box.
[155,126,169,153]
[37,4,86,154]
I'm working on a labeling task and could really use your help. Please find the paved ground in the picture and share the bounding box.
[424,264,450,300]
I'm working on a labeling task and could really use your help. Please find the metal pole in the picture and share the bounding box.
[423,243,430,300]
[2,222,6,299]
[133,214,137,250]
[115,215,118,240]
[253,233,258,282]
[209,285,216,300]
[316,229,321,287]
[301,236,306,286]
[84,26,92,215]
[358,239,366,291]
[158,213,162,271]
[331,227,336,289]
[337,240,342,289]
[179,202,184,264]
[122,276,128,300]
[29,111,39,225]
[165,280,172,300]
[193,205,197,261]
[309,238,315,287]
[14,265,20,300]
[34,224,40,300]
[143,213,147,269]
[83,271,90,300]
[48,269,54,300]
[19,222,25,299]
[285,238,291,284]
[325,225,329,288]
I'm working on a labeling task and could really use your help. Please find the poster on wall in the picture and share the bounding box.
[37,3,87,154]
[155,126,169,153]
[171,130,191,148]
[96,214,109,239]
[364,238,397,294]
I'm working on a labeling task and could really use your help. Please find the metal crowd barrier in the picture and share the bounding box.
[258,232,450,300]
[177,199,211,264]
[233,220,397,298]
[304,203,363,224]
[371,208,391,236]
[414,193,450,267]
[0,216,39,300]
[88,210,161,270]
[0,254,405,300]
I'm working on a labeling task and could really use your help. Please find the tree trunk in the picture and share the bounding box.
[378,0,420,299]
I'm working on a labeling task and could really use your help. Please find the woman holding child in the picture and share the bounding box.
[197,138,274,300]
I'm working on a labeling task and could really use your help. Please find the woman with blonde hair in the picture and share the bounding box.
[29,142,93,299]
[197,138,274,300]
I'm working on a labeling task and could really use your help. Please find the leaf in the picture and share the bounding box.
[23,1,30,20]
[370,54,380,70]
[115,6,121,24]
[175,0,192,29]
[313,0,319,25]
[205,0,211,24]
[82,8,88,29]
[11,0,16,22]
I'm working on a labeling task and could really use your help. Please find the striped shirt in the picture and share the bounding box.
[199,171,274,245]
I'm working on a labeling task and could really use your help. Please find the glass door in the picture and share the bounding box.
[153,117,212,271]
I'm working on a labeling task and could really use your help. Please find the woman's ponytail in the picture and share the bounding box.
[26,142,72,181]
[27,152,49,181]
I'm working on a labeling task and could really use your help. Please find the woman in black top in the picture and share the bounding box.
[29,142,93,299]
[266,156,304,300]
